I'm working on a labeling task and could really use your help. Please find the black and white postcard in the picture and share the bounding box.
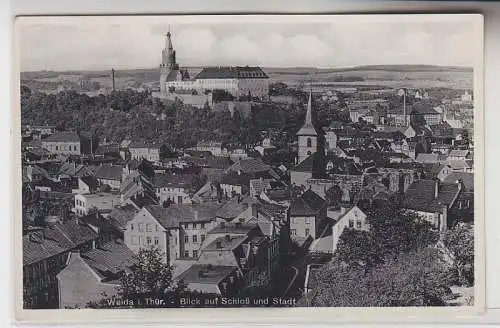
[13,14,484,323]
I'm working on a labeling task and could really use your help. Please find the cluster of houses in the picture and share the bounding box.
[21,82,474,309]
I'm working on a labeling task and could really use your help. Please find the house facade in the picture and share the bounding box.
[41,132,88,156]
[331,206,369,252]
[289,189,327,242]
[74,192,121,217]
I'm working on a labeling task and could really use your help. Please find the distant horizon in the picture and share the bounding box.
[20,63,474,74]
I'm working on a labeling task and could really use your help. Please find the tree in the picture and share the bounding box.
[366,203,439,255]
[300,247,452,307]
[120,247,174,297]
[443,222,474,286]
[335,229,384,270]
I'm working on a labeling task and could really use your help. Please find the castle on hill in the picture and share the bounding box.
[158,30,270,101]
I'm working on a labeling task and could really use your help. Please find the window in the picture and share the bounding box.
[305,228,310,236]
[155,225,159,232]
[154,237,159,245]
[130,224,134,231]
[349,220,354,228]
[184,235,189,243]
[147,237,152,245]
[146,224,152,232]
[192,223,197,229]
[131,236,137,245]
[356,221,362,229]
[184,251,189,258]
[201,223,205,229]
[185,223,189,229]
[138,223,144,232]
[291,229,296,236]
[305,217,310,224]
[307,138,312,148]
[56,146,58,151]
[192,235,198,243]
[201,234,206,242]
[193,250,198,258]
[138,236,143,245]
[178,196,183,204]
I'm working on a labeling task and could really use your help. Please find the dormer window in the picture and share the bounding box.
[307,138,312,148]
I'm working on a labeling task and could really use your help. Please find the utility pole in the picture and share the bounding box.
[112,68,116,92]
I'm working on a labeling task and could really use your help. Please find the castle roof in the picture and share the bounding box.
[196,66,268,80]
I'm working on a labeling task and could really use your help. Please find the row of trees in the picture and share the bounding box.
[300,200,474,307]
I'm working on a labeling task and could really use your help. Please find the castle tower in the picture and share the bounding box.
[296,91,319,163]
[160,28,179,94]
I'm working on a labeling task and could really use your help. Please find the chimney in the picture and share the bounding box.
[434,178,440,199]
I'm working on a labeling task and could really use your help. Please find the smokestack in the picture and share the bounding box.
[434,178,439,199]
[112,68,115,92]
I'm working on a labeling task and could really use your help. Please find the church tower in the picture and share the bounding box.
[160,29,179,94]
[296,91,319,164]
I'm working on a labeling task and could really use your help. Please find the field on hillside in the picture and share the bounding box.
[21,65,473,91]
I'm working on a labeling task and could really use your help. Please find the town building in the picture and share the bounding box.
[153,173,199,205]
[124,203,221,264]
[94,164,124,190]
[331,206,369,252]
[23,220,98,309]
[289,189,327,243]
[56,241,135,308]
[410,102,442,126]
[41,132,90,156]
[128,140,164,163]
[74,192,121,217]
[403,179,463,232]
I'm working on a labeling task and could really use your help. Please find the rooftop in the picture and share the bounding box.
[23,220,98,266]
[145,203,222,229]
[81,241,136,276]
[203,235,248,251]
[215,196,257,219]
[290,189,326,217]
[404,179,461,213]
[443,172,474,191]
[176,264,236,285]
[153,173,198,189]
[196,66,268,80]
[95,164,123,181]
[42,132,81,143]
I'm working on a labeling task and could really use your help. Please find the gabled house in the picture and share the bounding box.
[289,189,327,243]
[56,241,135,308]
[94,164,124,190]
[331,206,369,252]
[403,179,463,232]
[153,173,200,205]
[124,203,222,264]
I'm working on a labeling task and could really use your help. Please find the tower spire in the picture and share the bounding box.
[296,90,318,137]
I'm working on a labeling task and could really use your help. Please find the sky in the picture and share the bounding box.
[16,15,482,71]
